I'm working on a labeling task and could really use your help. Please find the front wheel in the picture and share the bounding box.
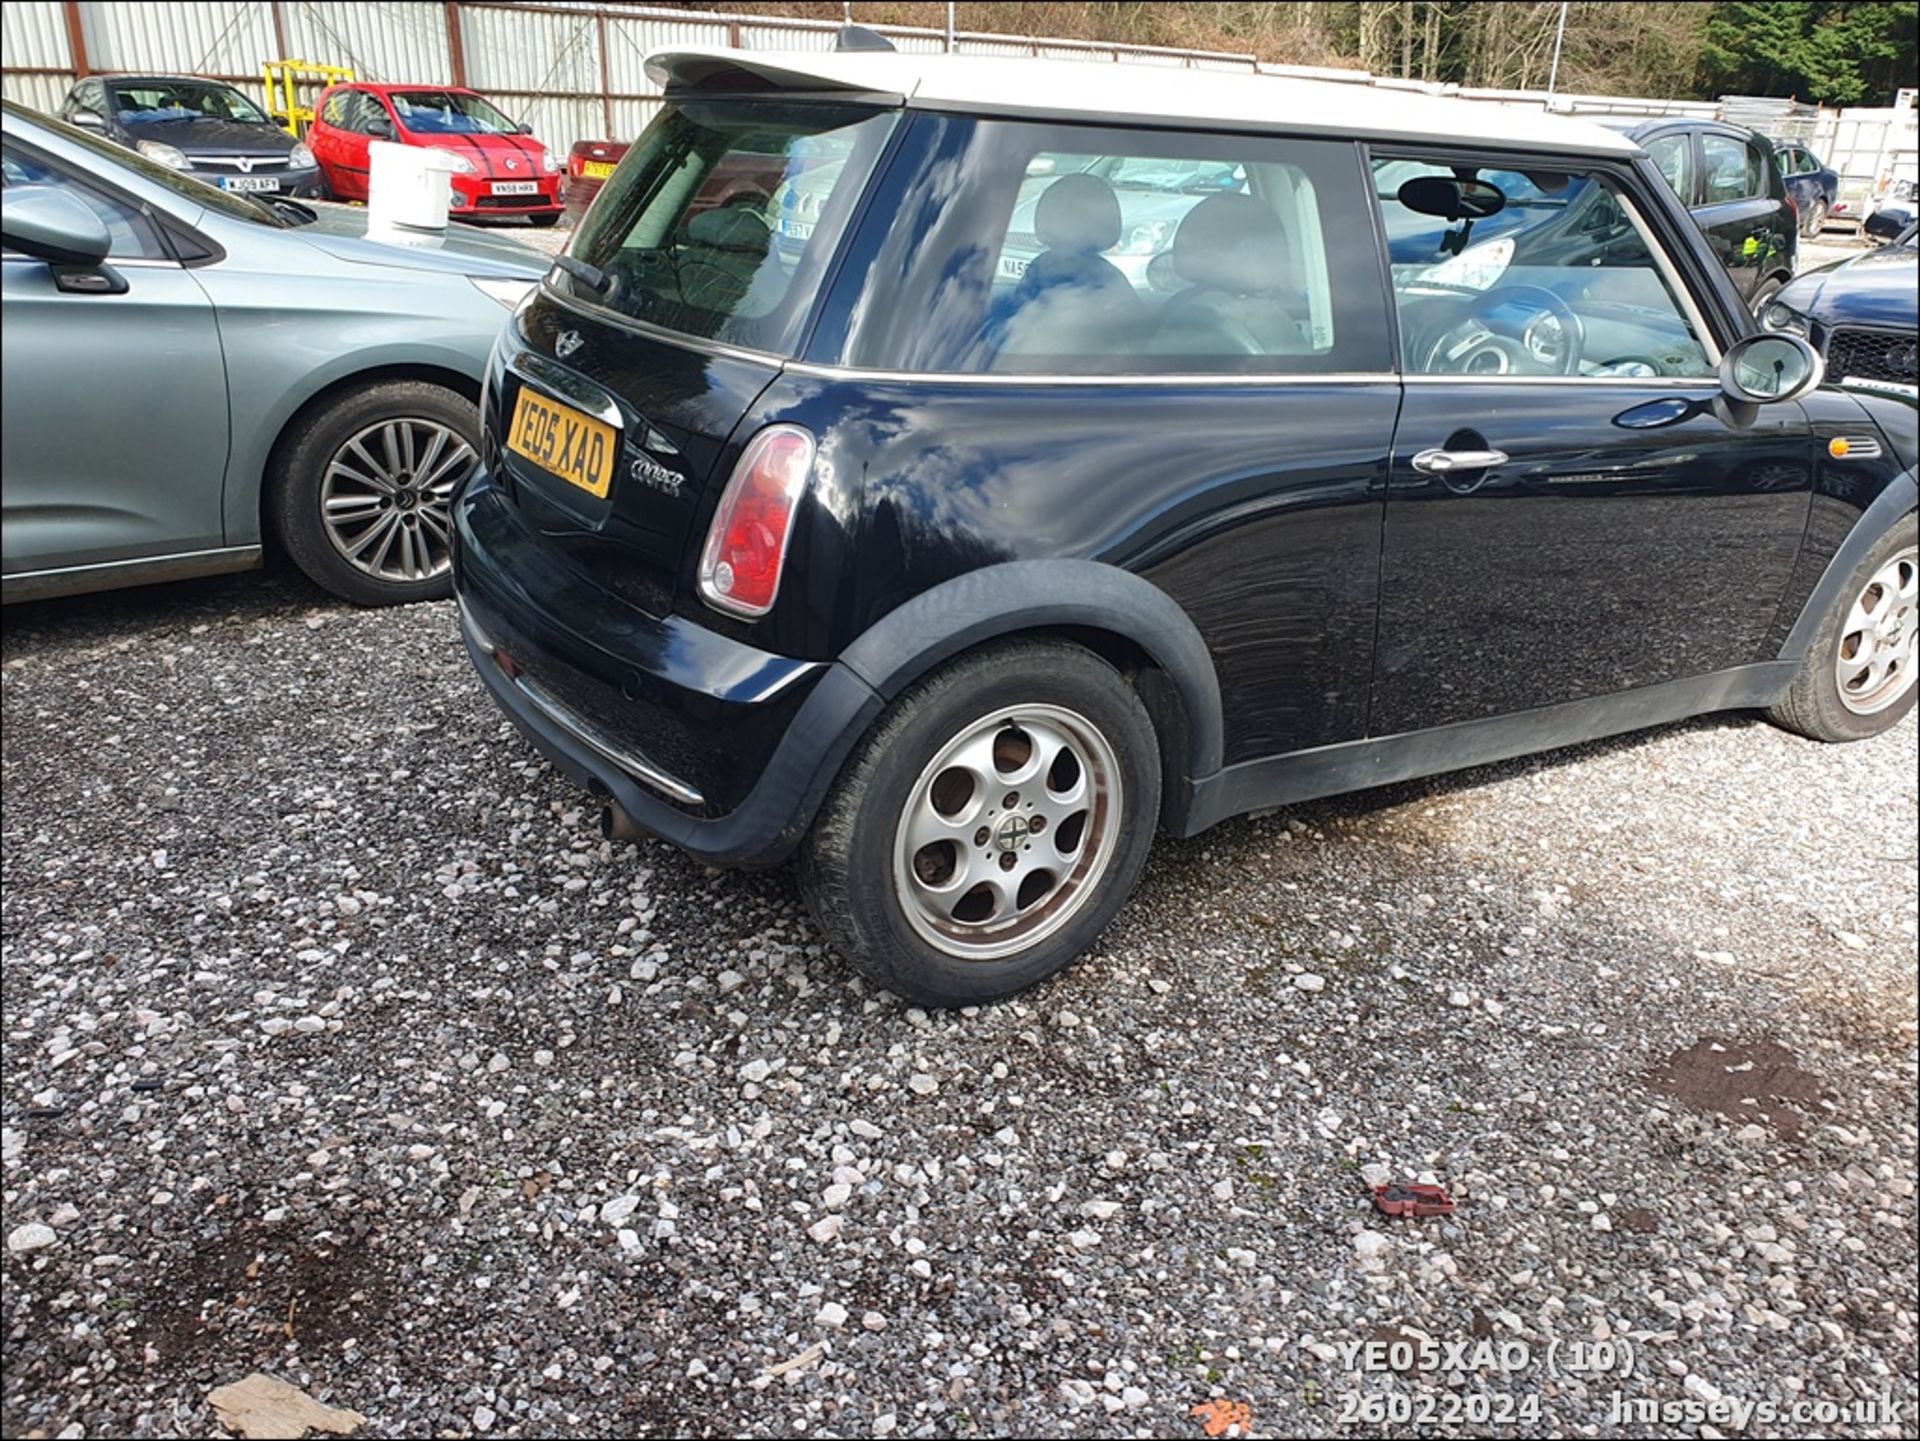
[799,639,1162,1006]
[530,213,560,229]
[267,380,479,606]
[1767,514,1918,741]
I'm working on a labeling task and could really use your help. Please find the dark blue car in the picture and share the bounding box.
[1773,139,1842,237]
[1762,224,1918,390]
[57,74,323,199]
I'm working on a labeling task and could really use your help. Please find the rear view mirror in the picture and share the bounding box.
[1397,176,1506,221]
[0,184,112,266]
[1720,332,1823,404]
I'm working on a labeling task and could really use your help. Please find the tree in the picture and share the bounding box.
[1702,0,1904,104]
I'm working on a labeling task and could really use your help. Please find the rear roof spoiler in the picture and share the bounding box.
[644,48,910,105]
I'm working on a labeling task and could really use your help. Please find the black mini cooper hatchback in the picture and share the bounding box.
[456,45,1918,1006]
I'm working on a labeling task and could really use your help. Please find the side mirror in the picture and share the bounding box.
[0,184,112,266]
[366,116,393,140]
[518,122,535,136]
[68,109,107,131]
[1720,332,1823,404]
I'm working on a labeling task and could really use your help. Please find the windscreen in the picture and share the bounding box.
[555,98,896,356]
[109,81,269,125]
[389,90,518,136]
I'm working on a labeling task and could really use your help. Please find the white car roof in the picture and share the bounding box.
[646,47,1641,159]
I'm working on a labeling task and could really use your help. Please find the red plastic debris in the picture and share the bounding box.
[1370,1182,1456,1218]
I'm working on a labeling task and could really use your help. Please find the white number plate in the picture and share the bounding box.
[492,180,539,196]
[220,175,280,193]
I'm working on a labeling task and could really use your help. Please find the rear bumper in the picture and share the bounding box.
[454,476,883,867]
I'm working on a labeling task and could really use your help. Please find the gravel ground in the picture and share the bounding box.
[2,565,1915,1440]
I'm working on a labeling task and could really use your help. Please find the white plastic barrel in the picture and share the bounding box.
[366,140,459,237]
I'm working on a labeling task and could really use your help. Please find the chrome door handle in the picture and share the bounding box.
[1412,447,1509,474]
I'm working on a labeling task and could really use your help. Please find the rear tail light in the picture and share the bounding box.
[697,425,816,619]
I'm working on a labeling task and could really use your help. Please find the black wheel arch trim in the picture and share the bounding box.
[835,558,1226,782]
[1779,466,1918,662]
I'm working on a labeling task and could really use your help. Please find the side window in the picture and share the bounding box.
[838,118,1390,375]
[355,94,392,135]
[1644,133,1692,200]
[0,141,168,261]
[1699,133,1754,202]
[320,90,350,126]
[1372,156,1713,379]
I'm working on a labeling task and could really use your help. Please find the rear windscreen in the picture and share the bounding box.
[556,99,896,355]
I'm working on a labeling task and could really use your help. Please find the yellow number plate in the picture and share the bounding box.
[581,160,616,179]
[506,388,618,499]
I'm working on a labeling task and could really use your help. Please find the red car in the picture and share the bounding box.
[308,84,562,225]
[565,138,629,221]
[565,136,792,224]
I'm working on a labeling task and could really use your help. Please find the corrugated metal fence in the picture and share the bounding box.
[0,0,1270,153]
[3,0,1915,186]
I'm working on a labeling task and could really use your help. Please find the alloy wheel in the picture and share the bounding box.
[320,418,475,585]
[892,704,1122,961]
[1835,546,1919,714]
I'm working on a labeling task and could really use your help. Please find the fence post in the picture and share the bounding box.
[597,10,613,139]
[269,0,289,62]
[445,1,467,87]
[62,0,89,78]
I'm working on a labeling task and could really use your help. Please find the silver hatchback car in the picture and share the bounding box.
[1,100,547,605]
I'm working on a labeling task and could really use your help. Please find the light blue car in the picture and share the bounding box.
[1,99,548,605]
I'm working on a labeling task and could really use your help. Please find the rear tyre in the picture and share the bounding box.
[1766,514,1918,742]
[798,639,1161,1007]
[1801,198,1827,238]
[267,380,478,606]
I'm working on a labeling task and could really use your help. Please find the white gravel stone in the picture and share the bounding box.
[1293,972,1326,992]
[815,1300,849,1328]
[7,1223,56,1254]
